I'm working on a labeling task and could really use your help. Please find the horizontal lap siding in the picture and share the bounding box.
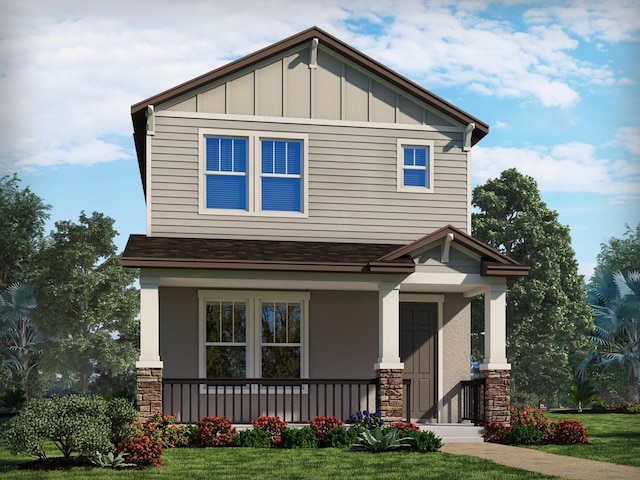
[149,115,468,243]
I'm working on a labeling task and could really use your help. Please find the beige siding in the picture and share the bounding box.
[149,114,468,242]
[156,44,462,129]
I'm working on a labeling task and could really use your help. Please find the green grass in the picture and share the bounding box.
[0,447,561,480]
[528,412,640,467]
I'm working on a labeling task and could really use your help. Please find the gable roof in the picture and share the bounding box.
[378,225,530,277]
[131,26,489,192]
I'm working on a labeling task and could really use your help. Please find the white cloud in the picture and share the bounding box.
[610,126,640,156]
[472,141,640,201]
[0,0,636,174]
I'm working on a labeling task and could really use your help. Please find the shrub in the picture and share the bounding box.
[552,420,589,444]
[346,410,383,431]
[326,426,359,448]
[0,388,26,410]
[483,420,509,443]
[2,394,112,459]
[390,421,419,433]
[91,451,136,468]
[352,426,411,452]
[196,416,235,447]
[234,428,271,448]
[503,424,542,445]
[404,430,442,452]
[252,416,288,447]
[142,414,196,448]
[310,415,344,447]
[567,379,597,413]
[105,397,137,446]
[611,401,640,414]
[119,434,163,467]
[590,396,608,411]
[280,426,318,448]
[510,406,553,442]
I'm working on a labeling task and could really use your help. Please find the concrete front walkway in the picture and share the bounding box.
[441,442,640,480]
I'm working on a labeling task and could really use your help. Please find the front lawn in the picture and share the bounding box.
[0,447,562,480]
[529,412,640,467]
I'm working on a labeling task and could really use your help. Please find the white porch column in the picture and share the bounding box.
[480,282,510,371]
[374,282,403,369]
[136,276,163,368]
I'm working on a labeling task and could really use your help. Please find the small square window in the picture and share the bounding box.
[397,139,434,193]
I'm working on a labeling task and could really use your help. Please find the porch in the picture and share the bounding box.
[160,377,485,426]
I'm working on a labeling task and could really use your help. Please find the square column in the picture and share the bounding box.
[480,282,510,426]
[374,282,404,422]
[136,275,163,420]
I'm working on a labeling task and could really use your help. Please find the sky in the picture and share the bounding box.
[1,0,638,280]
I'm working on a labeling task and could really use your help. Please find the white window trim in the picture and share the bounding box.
[198,290,310,386]
[199,129,309,217]
[397,138,435,193]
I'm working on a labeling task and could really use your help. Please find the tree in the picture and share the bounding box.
[0,175,51,288]
[595,223,640,275]
[578,269,640,404]
[472,168,592,400]
[31,212,139,392]
[0,283,43,397]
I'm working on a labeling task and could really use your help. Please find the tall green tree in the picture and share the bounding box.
[579,269,640,403]
[472,168,592,400]
[31,212,139,392]
[596,224,640,275]
[0,175,51,288]
[0,283,43,397]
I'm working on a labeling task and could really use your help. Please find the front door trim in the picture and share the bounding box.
[399,294,444,423]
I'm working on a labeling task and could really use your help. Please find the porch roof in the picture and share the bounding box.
[122,234,416,274]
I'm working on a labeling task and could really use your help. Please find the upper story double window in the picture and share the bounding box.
[200,129,308,216]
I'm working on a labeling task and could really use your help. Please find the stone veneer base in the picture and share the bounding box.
[136,367,163,421]
[376,369,404,423]
[481,369,510,426]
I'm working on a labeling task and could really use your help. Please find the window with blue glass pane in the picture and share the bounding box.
[403,146,428,188]
[205,137,248,210]
[261,140,302,212]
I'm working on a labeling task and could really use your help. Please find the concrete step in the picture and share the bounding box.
[419,423,485,443]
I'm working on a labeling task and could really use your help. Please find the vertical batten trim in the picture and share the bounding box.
[282,57,287,117]
[340,63,346,120]
[368,78,373,122]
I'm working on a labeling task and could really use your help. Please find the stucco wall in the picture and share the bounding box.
[309,290,378,378]
[441,293,471,422]
[159,287,199,378]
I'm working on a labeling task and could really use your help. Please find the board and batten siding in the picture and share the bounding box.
[148,114,469,243]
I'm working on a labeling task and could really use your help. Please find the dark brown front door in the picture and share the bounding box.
[400,302,436,422]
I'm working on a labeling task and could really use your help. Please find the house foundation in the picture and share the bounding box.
[136,367,163,421]
[481,369,510,426]
[376,369,404,422]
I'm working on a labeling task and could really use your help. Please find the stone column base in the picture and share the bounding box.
[376,369,404,423]
[481,369,510,426]
[136,367,163,421]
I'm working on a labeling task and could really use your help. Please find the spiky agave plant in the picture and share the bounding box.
[352,427,411,452]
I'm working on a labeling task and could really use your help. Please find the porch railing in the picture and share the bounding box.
[163,378,378,424]
[461,378,485,425]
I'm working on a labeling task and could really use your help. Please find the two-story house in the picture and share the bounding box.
[123,27,528,431]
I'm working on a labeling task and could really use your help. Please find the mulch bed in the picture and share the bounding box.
[17,456,95,470]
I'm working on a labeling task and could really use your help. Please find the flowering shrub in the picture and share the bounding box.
[610,401,640,414]
[309,416,344,447]
[510,406,553,442]
[252,416,288,447]
[142,414,197,448]
[119,434,163,467]
[390,421,419,433]
[346,410,383,431]
[484,408,589,446]
[590,397,608,411]
[483,420,509,443]
[552,420,589,444]
[196,416,235,447]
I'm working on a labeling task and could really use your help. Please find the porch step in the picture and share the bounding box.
[419,423,485,443]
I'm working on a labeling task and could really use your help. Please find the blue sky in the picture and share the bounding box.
[1,0,638,279]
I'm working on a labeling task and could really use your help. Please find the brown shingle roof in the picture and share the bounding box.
[122,235,416,274]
